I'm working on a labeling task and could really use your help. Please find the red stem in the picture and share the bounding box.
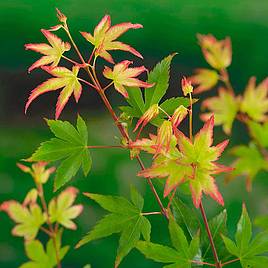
[221,258,239,266]
[64,26,167,219]
[200,202,221,268]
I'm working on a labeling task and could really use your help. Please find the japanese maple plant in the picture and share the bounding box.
[2,8,268,268]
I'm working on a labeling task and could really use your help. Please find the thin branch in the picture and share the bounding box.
[200,202,221,268]
[189,92,193,141]
[142,211,162,216]
[37,182,61,268]
[103,82,114,91]
[63,25,168,220]
[188,93,221,268]
[40,226,53,236]
[86,145,124,149]
[62,55,80,65]
[220,68,234,94]
[88,48,96,64]
[221,258,239,266]
[190,259,216,267]
[78,78,98,90]
[167,188,177,210]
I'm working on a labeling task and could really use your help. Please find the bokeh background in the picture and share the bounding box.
[1,0,268,267]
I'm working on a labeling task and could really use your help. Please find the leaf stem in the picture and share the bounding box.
[37,182,61,268]
[63,24,168,220]
[221,258,239,266]
[190,259,216,267]
[62,55,80,65]
[220,69,234,94]
[166,188,177,210]
[199,202,222,268]
[142,211,162,216]
[86,145,124,149]
[78,78,98,90]
[189,92,193,141]
[188,92,221,268]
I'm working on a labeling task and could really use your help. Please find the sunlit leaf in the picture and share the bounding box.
[240,77,268,122]
[227,142,268,191]
[25,29,71,72]
[201,88,239,134]
[103,60,153,98]
[49,187,83,229]
[198,34,232,70]
[81,15,143,63]
[25,66,82,119]
[0,201,46,240]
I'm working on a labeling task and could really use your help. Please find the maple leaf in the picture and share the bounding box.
[103,60,154,98]
[29,115,92,191]
[201,88,239,135]
[190,68,219,94]
[139,116,231,207]
[222,205,268,268]
[48,187,83,230]
[20,231,69,268]
[25,66,82,119]
[17,162,55,184]
[240,77,268,122]
[77,186,151,268]
[198,34,232,70]
[25,29,71,72]
[248,121,268,148]
[176,116,232,207]
[0,201,46,240]
[227,142,268,191]
[81,15,143,63]
[136,211,200,268]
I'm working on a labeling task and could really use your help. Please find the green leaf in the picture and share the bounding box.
[29,115,92,190]
[222,205,268,268]
[248,121,268,148]
[125,87,145,115]
[137,211,199,268]
[145,53,177,109]
[171,197,200,241]
[236,205,252,253]
[77,187,151,267]
[120,55,194,127]
[229,142,268,191]
[169,214,189,257]
[201,210,229,261]
[19,232,69,268]
[136,241,181,263]
[255,215,268,230]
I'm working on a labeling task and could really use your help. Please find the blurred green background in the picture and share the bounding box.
[1,0,268,267]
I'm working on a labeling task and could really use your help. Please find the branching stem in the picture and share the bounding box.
[221,258,239,266]
[64,24,168,220]
[188,92,221,268]
[37,182,61,268]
